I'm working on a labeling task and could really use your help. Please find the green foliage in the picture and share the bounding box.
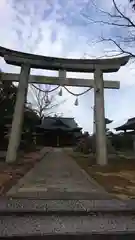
[0,81,17,124]
[0,78,41,150]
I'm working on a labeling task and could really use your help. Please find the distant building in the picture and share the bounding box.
[115,117,135,132]
[36,117,82,147]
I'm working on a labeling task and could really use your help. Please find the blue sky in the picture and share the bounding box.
[0,0,135,133]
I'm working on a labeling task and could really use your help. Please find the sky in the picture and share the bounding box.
[0,0,135,133]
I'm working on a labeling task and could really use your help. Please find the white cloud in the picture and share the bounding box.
[0,0,135,133]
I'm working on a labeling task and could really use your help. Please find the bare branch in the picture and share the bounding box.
[82,0,135,58]
[45,99,66,111]
[100,37,135,57]
[82,12,133,27]
[82,0,135,28]
[112,0,135,27]
[28,84,66,119]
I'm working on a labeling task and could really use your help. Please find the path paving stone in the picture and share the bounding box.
[7,148,111,200]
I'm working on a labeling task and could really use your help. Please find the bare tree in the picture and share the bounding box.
[82,0,135,58]
[28,84,66,121]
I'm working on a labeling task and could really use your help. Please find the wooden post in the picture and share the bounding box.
[94,67,107,165]
[6,64,30,163]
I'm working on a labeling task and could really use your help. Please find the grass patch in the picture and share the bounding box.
[0,147,44,196]
[71,151,135,200]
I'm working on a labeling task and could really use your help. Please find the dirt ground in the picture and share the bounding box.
[71,151,135,200]
[0,147,43,195]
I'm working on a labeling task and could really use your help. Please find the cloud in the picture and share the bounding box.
[0,0,135,133]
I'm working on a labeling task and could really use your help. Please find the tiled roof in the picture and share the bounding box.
[40,117,81,130]
[115,117,135,131]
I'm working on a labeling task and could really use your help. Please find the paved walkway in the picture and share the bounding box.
[7,148,111,199]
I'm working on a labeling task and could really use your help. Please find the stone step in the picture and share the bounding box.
[1,198,135,214]
[1,198,135,238]
[1,212,135,238]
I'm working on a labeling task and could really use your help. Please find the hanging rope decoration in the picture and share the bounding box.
[63,86,92,96]
[31,84,59,93]
[59,85,93,106]
[58,67,92,104]
[58,86,92,106]
[31,77,92,106]
[32,84,92,96]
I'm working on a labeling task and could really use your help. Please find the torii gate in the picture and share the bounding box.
[0,46,129,165]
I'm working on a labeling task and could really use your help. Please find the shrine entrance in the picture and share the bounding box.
[0,46,129,165]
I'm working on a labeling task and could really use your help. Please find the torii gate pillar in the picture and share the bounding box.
[6,64,30,163]
[94,68,107,165]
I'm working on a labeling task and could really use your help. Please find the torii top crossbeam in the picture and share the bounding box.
[0,46,129,73]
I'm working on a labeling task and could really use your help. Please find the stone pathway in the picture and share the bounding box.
[7,148,111,199]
